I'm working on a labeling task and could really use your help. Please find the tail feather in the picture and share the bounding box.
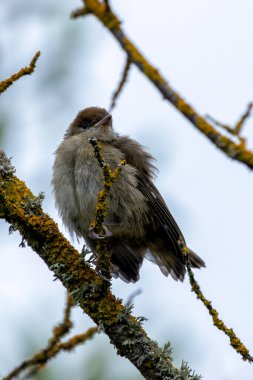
[85,234,205,283]
[188,248,206,269]
[147,242,205,282]
[110,243,144,283]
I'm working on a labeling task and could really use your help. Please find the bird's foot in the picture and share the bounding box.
[95,267,111,282]
[88,225,112,239]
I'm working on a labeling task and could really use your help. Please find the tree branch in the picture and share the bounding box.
[206,102,253,150]
[0,151,200,380]
[187,265,253,363]
[18,327,97,380]
[71,6,90,18]
[109,56,131,111]
[3,293,83,380]
[0,51,40,94]
[72,1,253,170]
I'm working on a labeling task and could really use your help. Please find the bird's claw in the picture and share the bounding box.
[95,267,111,282]
[88,225,112,239]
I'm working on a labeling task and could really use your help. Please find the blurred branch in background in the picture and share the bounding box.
[3,294,97,380]
[17,328,97,380]
[71,0,253,170]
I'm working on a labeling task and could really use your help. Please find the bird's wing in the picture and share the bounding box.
[137,171,185,249]
[112,135,185,250]
[137,171,187,280]
[111,136,186,276]
[111,136,205,280]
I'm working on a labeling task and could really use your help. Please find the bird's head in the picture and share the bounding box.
[65,107,115,141]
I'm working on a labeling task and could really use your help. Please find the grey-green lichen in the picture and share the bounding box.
[0,150,16,177]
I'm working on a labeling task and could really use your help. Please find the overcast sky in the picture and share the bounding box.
[1,1,253,379]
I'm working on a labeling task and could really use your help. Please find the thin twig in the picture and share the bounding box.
[234,102,253,135]
[103,0,111,12]
[206,102,253,150]
[125,289,142,307]
[177,238,253,363]
[109,56,131,111]
[205,114,232,133]
[0,51,40,94]
[206,102,253,138]
[49,293,73,346]
[206,114,246,149]
[20,328,98,380]
[71,6,90,18]
[186,264,253,363]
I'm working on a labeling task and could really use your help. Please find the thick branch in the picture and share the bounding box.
[73,1,253,169]
[0,151,200,380]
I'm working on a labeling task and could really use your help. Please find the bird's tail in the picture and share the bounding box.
[188,248,206,269]
[110,243,144,283]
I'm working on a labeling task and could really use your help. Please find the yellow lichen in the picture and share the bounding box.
[0,51,40,94]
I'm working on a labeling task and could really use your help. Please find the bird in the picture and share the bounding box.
[52,106,205,283]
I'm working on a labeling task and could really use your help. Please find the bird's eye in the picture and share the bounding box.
[79,120,90,130]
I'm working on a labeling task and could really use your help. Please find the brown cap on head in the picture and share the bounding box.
[66,107,112,137]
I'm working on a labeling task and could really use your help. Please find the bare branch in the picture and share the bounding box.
[49,293,73,346]
[3,293,75,380]
[71,6,90,19]
[207,102,253,142]
[234,102,253,137]
[109,56,131,111]
[126,289,142,307]
[75,0,253,169]
[0,51,40,94]
[23,328,98,380]
[103,0,111,12]
[206,102,253,150]
[205,114,233,134]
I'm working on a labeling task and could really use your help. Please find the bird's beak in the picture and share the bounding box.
[93,114,112,128]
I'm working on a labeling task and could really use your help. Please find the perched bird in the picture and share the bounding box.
[52,107,205,283]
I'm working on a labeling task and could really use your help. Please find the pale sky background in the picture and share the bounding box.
[1,1,253,379]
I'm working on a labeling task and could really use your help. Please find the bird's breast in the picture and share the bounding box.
[53,135,149,239]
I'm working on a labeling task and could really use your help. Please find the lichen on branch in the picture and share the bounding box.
[72,0,253,170]
[88,137,126,283]
[0,150,200,380]
[0,51,40,94]
[187,264,253,363]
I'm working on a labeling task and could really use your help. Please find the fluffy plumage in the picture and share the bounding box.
[52,107,205,282]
